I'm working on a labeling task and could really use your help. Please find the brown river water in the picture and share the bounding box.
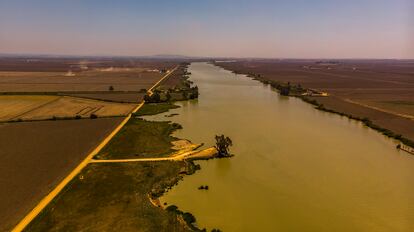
[147,62,414,232]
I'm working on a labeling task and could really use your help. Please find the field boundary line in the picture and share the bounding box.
[11,66,178,232]
[344,98,414,120]
[9,96,62,120]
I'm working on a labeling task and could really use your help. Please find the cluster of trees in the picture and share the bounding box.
[182,86,199,100]
[215,134,233,157]
[269,81,304,96]
[143,91,162,103]
[143,86,199,103]
[166,204,222,231]
[165,205,198,230]
[279,85,290,96]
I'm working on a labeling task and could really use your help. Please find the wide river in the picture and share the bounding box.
[150,62,414,231]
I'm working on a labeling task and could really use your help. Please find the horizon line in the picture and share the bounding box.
[0,52,413,61]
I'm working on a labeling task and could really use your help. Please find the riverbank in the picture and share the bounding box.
[24,100,221,231]
[22,103,173,230]
[21,63,211,231]
[300,96,414,149]
[214,61,414,150]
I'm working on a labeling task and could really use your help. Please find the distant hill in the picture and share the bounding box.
[150,54,193,59]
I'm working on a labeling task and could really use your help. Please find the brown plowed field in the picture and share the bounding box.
[0,117,123,232]
[0,57,179,103]
[0,70,163,92]
[217,59,414,141]
[0,57,178,72]
[159,66,187,89]
[310,96,414,141]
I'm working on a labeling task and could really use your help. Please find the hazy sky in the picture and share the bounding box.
[0,0,413,58]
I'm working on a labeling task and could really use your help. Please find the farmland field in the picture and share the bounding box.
[22,103,193,232]
[309,96,414,141]
[66,91,146,103]
[0,70,164,92]
[0,95,59,121]
[0,58,182,231]
[0,118,123,232]
[0,95,137,121]
[0,57,178,72]
[158,66,188,90]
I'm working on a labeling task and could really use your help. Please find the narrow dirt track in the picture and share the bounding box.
[343,98,414,120]
[90,146,217,163]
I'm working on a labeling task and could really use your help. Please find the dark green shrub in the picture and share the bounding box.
[171,123,182,130]
[166,205,178,212]
[182,212,196,224]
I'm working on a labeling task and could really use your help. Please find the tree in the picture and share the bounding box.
[214,134,233,156]
[189,86,199,99]
[144,92,161,103]
[182,91,188,100]
[280,85,290,96]
[143,94,152,102]
[165,91,171,101]
[151,92,161,102]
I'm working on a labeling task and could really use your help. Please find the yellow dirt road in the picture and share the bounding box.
[12,66,178,232]
[147,67,178,96]
[90,146,218,163]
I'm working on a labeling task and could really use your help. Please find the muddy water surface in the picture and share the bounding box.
[150,62,414,232]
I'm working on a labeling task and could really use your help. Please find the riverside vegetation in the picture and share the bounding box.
[25,98,229,231]
[242,71,414,149]
[25,103,193,231]
[144,65,199,103]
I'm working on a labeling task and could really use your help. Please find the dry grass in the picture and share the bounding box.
[66,92,146,103]
[25,162,190,232]
[0,95,59,121]
[0,95,137,121]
